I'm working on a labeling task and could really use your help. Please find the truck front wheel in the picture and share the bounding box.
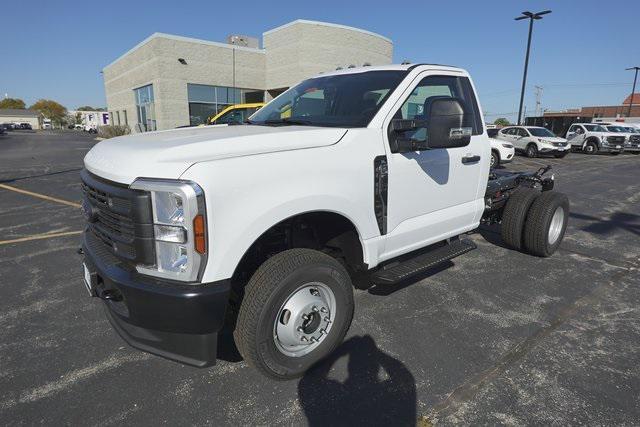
[523,191,569,257]
[234,248,354,379]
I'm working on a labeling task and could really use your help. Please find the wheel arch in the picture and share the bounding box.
[228,209,368,285]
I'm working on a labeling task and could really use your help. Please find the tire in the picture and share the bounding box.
[523,191,569,257]
[490,151,500,169]
[501,187,540,250]
[526,144,538,158]
[234,248,354,380]
[584,140,598,154]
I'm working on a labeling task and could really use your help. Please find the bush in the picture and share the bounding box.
[98,125,130,139]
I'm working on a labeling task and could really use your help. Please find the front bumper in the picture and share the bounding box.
[82,230,230,367]
[623,143,640,152]
[599,144,624,153]
[539,146,571,155]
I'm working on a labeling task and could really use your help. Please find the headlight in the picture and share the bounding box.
[130,179,207,282]
[501,143,513,148]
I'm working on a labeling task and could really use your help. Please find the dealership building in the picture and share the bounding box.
[103,20,393,132]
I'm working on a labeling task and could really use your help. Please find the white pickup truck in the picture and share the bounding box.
[565,123,625,154]
[80,64,569,379]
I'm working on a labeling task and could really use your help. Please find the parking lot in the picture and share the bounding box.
[1,130,639,425]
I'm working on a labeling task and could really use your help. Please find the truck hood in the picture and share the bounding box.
[84,125,347,184]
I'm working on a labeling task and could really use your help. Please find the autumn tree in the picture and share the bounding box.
[0,98,26,109]
[30,99,67,127]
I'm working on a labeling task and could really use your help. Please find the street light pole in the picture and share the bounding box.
[515,10,551,125]
[626,67,639,118]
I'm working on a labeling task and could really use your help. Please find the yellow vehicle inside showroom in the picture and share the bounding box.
[207,103,265,125]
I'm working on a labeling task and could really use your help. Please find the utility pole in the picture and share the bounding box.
[515,10,552,125]
[534,85,543,116]
[625,67,639,118]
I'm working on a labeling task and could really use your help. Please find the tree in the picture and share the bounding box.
[30,99,67,127]
[77,106,96,111]
[493,118,511,127]
[0,98,26,109]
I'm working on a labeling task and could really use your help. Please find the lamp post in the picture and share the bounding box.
[515,10,551,125]
[626,67,639,118]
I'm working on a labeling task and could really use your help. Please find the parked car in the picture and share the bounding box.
[19,122,32,130]
[487,128,514,167]
[497,126,570,158]
[80,63,569,379]
[599,123,640,154]
[1,123,14,131]
[565,123,624,155]
[208,103,265,125]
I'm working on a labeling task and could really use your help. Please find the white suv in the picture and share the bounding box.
[497,126,570,158]
[565,123,624,155]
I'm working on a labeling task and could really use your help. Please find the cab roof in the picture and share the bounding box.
[315,63,467,78]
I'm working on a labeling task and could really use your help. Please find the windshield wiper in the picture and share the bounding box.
[261,118,315,126]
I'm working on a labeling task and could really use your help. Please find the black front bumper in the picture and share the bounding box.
[82,231,231,367]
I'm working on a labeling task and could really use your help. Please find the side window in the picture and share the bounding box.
[518,128,529,137]
[392,75,482,144]
[575,126,584,134]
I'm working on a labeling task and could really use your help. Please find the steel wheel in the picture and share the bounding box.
[273,282,336,357]
[548,206,565,245]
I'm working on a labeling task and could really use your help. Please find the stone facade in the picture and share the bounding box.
[103,20,393,132]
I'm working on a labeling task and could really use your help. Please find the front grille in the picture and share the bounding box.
[81,169,154,266]
[630,134,640,143]
[552,141,565,147]
[607,136,625,144]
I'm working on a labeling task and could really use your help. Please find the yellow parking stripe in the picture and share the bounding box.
[0,231,83,246]
[0,184,81,208]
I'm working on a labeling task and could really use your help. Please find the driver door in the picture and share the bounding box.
[380,73,489,261]
[566,125,584,147]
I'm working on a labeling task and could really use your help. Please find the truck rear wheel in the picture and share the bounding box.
[523,191,569,257]
[501,187,540,250]
[234,248,354,380]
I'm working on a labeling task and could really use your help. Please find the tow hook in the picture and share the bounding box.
[99,289,122,302]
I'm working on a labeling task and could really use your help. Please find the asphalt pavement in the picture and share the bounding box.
[0,130,638,425]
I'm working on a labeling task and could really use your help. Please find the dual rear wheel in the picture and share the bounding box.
[501,188,569,257]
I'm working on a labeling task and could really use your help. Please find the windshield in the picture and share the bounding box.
[584,124,606,132]
[606,126,627,132]
[249,71,407,127]
[527,127,555,137]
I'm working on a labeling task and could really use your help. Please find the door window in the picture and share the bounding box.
[391,75,482,145]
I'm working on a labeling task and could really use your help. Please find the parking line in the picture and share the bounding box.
[0,183,81,208]
[0,230,83,246]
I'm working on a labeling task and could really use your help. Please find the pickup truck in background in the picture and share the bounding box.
[599,123,640,154]
[565,123,625,154]
[80,64,569,379]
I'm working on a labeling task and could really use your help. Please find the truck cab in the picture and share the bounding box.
[565,123,625,154]
[81,64,568,379]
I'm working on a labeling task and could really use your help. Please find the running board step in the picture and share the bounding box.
[371,239,477,285]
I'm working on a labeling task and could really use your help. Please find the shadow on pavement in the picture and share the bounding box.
[571,211,640,237]
[298,335,416,426]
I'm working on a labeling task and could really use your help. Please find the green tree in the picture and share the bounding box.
[76,105,96,111]
[493,117,511,127]
[30,99,67,127]
[0,98,26,109]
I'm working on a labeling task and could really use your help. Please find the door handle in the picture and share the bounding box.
[461,155,480,164]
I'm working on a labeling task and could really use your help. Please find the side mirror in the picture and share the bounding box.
[426,98,472,149]
[389,119,428,153]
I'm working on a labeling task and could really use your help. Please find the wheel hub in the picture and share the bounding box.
[273,283,336,357]
[548,206,565,245]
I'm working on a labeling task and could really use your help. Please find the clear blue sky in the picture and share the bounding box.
[2,0,639,122]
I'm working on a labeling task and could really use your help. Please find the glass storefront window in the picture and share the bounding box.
[134,84,156,132]
[186,84,263,126]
